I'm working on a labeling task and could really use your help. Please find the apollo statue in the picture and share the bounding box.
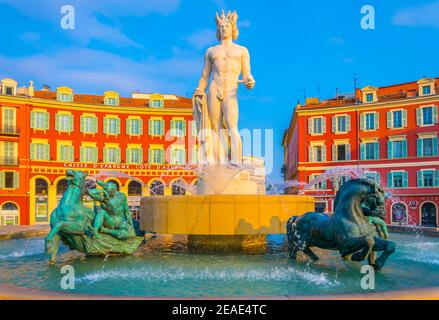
[193,10,256,166]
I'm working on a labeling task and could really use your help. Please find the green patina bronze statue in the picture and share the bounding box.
[45,170,143,264]
[287,178,396,270]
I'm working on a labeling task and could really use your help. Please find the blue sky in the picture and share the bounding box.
[1,0,439,184]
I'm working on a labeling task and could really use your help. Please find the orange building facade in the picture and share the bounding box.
[283,77,439,227]
[0,78,198,226]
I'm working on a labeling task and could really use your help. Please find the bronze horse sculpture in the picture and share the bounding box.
[45,170,143,264]
[287,178,396,270]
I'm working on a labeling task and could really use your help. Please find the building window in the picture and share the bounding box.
[56,92,73,102]
[30,143,50,160]
[104,97,119,106]
[332,115,350,133]
[56,179,68,196]
[148,119,165,136]
[58,144,73,162]
[309,145,326,162]
[80,146,98,163]
[417,170,439,187]
[170,119,186,137]
[4,86,14,95]
[364,171,380,184]
[150,180,164,196]
[31,111,49,130]
[150,99,164,108]
[333,175,350,191]
[55,113,73,132]
[104,147,121,163]
[80,116,98,134]
[309,175,327,190]
[170,147,186,165]
[417,106,438,126]
[191,120,198,137]
[149,148,165,164]
[392,202,407,224]
[422,86,431,95]
[126,118,143,135]
[1,108,16,133]
[388,171,408,188]
[417,136,438,157]
[128,180,142,196]
[103,117,120,135]
[126,148,143,164]
[388,139,407,159]
[0,171,19,189]
[308,117,325,135]
[0,141,18,165]
[172,180,186,195]
[387,110,406,129]
[366,113,375,130]
[333,143,350,161]
[0,202,19,226]
[360,141,379,160]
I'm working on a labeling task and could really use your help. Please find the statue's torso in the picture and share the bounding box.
[208,43,245,90]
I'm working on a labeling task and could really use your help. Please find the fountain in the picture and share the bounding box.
[139,10,314,250]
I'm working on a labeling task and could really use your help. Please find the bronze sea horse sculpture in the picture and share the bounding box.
[286,178,396,270]
[45,170,143,264]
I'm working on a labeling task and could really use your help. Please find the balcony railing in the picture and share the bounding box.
[0,126,20,136]
[0,157,19,166]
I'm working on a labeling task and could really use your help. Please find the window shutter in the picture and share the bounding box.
[374,141,379,160]
[360,143,365,160]
[170,120,175,136]
[139,120,143,135]
[434,170,439,187]
[402,110,407,127]
[308,118,313,134]
[148,119,153,135]
[387,141,393,159]
[0,172,4,189]
[360,114,365,131]
[374,112,379,129]
[93,117,98,133]
[416,108,422,126]
[433,137,438,156]
[160,120,165,136]
[80,116,84,132]
[308,146,313,162]
[346,144,351,160]
[116,118,120,134]
[45,144,50,160]
[30,143,35,160]
[417,138,423,157]
[103,118,108,134]
[322,118,326,134]
[387,111,392,129]
[402,140,408,158]
[45,113,49,129]
[126,148,131,163]
[139,148,143,163]
[126,119,131,135]
[346,115,351,132]
[388,172,393,188]
[332,144,336,161]
[375,172,381,184]
[183,121,187,136]
[69,146,74,161]
[402,171,408,188]
[80,146,85,162]
[332,116,336,133]
[55,113,60,131]
[417,171,423,187]
[322,145,326,162]
[13,172,19,188]
[160,149,165,163]
[116,148,121,163]
[433,106,438,124]
[103,148,108,163]
[69,115,73,131]
[322,180,327,190]
[30,111,35,128]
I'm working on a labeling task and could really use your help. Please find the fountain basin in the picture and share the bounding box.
[140,195,314,236]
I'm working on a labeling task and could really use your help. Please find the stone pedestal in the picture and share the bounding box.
[196,164,259,195]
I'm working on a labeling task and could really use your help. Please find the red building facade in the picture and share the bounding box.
[0,79,197,225]
[283,77,439,227]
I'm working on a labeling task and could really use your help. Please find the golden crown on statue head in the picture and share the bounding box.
[215,10,239,40]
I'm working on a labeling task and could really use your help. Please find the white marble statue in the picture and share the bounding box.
[193,10,256,166]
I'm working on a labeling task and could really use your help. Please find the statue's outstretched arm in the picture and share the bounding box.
[241,47,255,90]
[195,49,212,94]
